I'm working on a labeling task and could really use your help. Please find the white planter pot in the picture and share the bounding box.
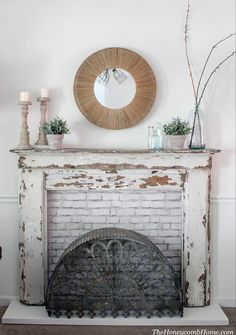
[46,134,64,150]
[166,135,186,150]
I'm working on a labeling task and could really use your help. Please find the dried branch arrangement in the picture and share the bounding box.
[185,0,235,109]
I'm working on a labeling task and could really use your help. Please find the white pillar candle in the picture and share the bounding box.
[20,91,30,102]
[40,88,49,98]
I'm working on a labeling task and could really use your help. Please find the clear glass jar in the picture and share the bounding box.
[154,122,164,150]
[188,106,206,149]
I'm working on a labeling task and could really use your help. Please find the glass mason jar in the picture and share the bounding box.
[188,106,206,149]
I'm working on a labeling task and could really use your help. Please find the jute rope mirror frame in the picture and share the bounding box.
[74,48,157,130]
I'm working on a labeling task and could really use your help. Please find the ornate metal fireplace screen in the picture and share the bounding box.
[46,228,183,318]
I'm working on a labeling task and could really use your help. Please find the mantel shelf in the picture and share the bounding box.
[10,148,221,155]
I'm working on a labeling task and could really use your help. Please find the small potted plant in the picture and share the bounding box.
[163,117,191,150]
[42,117,70,150]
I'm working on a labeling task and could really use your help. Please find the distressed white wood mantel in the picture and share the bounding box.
[11,148,220,308]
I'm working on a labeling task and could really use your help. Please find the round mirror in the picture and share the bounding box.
[94,68,136,109]
[74,48,157,130]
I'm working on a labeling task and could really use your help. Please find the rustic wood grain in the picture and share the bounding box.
[74,48,157,130]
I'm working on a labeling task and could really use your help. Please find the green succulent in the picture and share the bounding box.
[163,117,191,135]
[42,117,70,135]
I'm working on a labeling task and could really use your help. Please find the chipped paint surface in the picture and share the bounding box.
[11,149,219,170]
[46,170,182,191]
[12,149,219,307]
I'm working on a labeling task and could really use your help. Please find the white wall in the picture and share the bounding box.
[0,0,235,306]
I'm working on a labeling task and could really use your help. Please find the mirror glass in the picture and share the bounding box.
[94,68,136,109]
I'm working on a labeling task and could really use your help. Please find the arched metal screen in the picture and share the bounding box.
[46,228,183,318]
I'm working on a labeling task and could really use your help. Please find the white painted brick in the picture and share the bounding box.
[134,223,144,230]
[47,192,63,200]
[123,201,140,208]
[164,250,180,257]
[170,208,182,216]
[71,216,81,223]
[159,230,180,237]
[107,217,119,224]
[166,193,182,200]
[55,237,66,243]
[120,217,131,224]
[142,201,165,208]
[117,208,136,216]
[87,201,107,208]
[164,237,182,245]
[73,209,90,215]
[163,223,171,229]
[48,201,62,208]
[160,216,182,223]
[49,250,57,257]
[55,223,66,230]
[152,209,170,216]
[65,237,76,245]
[92,223,109,230]
[168,244,182,251]
[131,217,149,223]
[62,193,86,200]
[165,201,182,208]
[171,223,183,230]
[54,243,65,250]
[111,201,122,207]
[145,223,161,230]
[110,209,117,215]
[50,230,67,238]
[48,190,183,277]
[136,208,152,216]
[103,193,119,200]
[91,208,110,216]
[149,216,160,223]
[84,223,92,230]
[147,230,161,237]
[71,230,80,237]
[52,216,71,223]
[119,223,134,230]
[87,193,103,200]
[169,257,181,265]
[81,216,106,224]
[143,193,165,200]
[66,222,83,229]
[57,208,73,216]
[119,193,141,201]
[63,201,87,208]
[47,208,57,216]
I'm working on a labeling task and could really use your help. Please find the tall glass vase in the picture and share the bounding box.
[189,106,205,149]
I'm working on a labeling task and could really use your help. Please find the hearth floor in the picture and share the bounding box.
[2,299,228,326]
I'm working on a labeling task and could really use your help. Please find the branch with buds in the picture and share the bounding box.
[184,0,235,109]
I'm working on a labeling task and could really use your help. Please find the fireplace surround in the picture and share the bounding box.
[11,148,219,312]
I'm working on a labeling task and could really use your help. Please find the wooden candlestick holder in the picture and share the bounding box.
[35,97,50,147]
[17,101,32,150]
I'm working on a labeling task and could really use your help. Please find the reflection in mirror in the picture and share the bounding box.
[94,68,136,109]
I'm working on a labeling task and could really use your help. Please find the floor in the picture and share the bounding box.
[0,307,235,335]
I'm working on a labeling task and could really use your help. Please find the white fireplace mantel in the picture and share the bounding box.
[11,148,220,308]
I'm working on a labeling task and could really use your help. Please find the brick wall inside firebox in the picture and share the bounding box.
[47,190,183,279]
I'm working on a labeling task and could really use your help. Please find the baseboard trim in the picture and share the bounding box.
[211,196,236,204]
[0,296,18,307]
[217,298,236,308]
[0,196,18,204]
